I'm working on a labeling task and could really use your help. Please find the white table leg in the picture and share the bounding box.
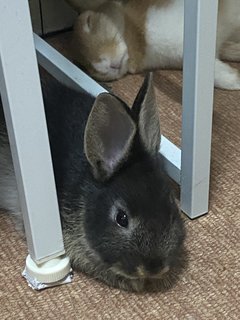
[0,0,65,263]
[181,0,218,218]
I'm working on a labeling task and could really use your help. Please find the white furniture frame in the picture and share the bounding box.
[0,0,218,266]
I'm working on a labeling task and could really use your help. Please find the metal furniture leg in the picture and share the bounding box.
[180,0,218,218]
[0,0,65,263]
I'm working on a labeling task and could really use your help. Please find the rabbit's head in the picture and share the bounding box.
[72,5,129,81]
[79,74,185,289]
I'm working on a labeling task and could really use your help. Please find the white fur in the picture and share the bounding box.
[0,136,20,213]
[144,1,184,69]
[215,58,240,89]
[144,0,240,90]
[221,41,240,61]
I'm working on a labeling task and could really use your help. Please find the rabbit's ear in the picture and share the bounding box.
[84,93,136,181]
[131,73,161,155]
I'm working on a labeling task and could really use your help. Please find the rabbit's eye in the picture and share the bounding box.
[116,209,128,228]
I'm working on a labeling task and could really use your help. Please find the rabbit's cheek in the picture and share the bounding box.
[109,264,139,280]
[148,266,170,279]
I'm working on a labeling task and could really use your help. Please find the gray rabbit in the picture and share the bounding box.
[0,72,185,292]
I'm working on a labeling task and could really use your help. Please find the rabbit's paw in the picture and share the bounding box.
[128,59,140,74]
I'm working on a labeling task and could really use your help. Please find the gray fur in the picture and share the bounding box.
[0,127,20,214]
[0,73,186,292]
[84,93,136,180]
[138,73,161,155]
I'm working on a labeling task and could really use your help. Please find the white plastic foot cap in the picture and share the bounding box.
[25,254,71,283]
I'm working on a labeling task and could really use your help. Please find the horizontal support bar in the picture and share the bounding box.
[160,136,181,184]
[34,33,181,184]
[34,33,107,96]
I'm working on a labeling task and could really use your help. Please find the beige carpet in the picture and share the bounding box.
[0,31,239,320]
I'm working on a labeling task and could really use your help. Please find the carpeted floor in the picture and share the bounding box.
[0,31,239,320]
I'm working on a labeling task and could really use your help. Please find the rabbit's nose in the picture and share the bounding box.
[136,265,148,278]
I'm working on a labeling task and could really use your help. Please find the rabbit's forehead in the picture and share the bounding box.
[81,16,124,51]
[112,177,172,214]
[90,14,119,38]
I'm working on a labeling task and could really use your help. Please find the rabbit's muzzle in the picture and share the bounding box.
[110,262,170,280]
